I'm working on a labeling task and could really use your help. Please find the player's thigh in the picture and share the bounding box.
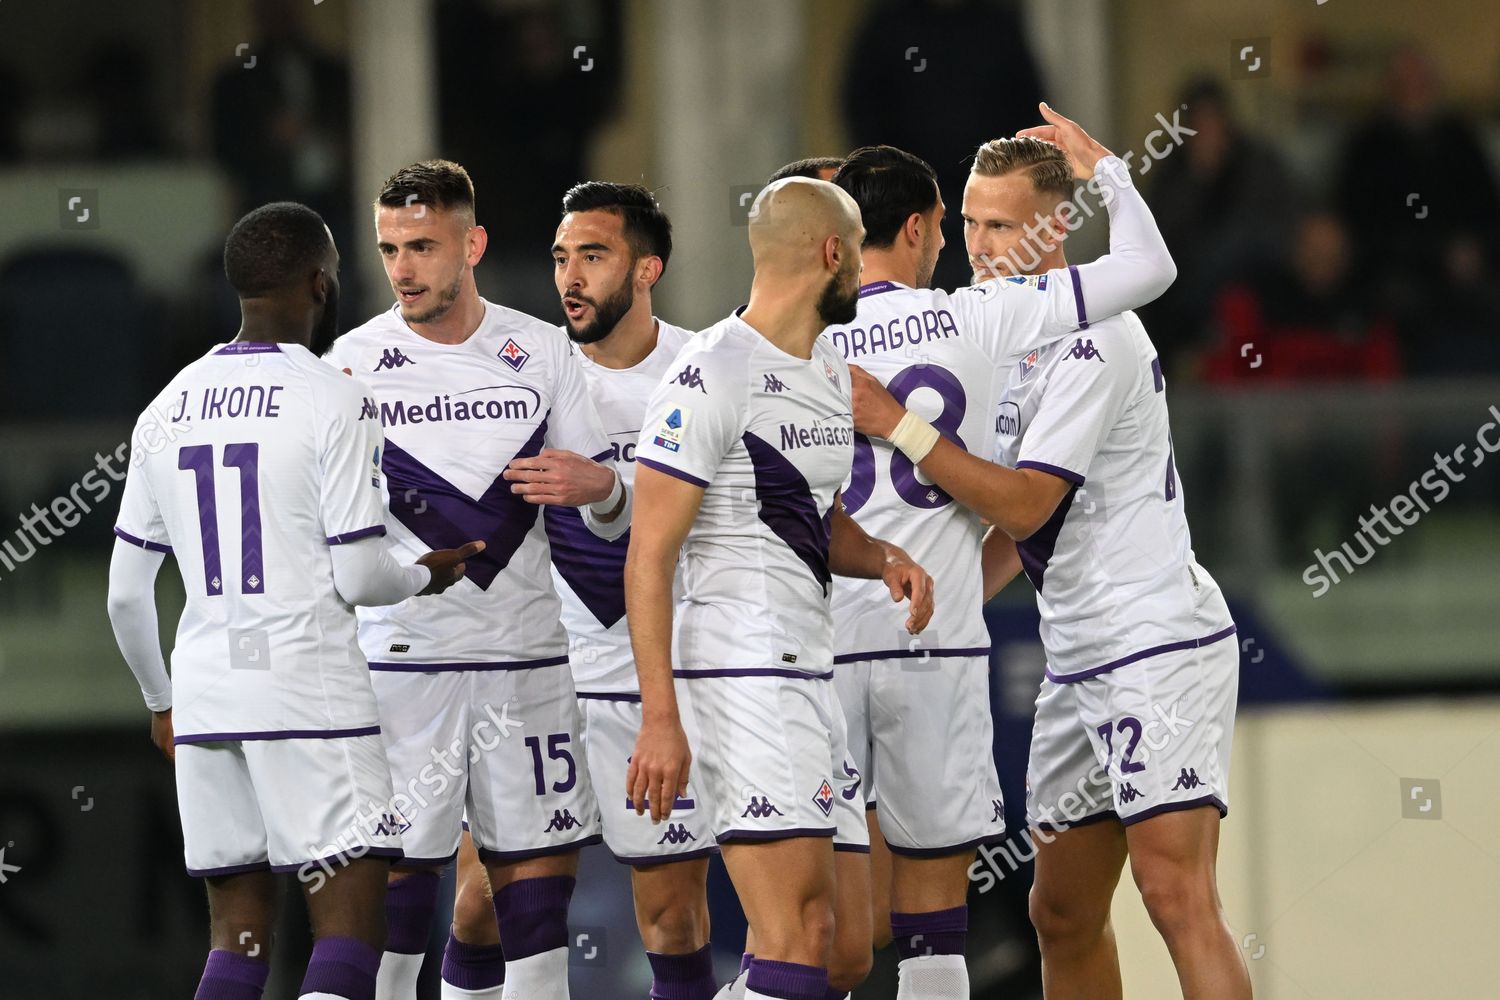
[176,741,272,876]
[301,856,392,945]
[720,836,836,958]
[1123,803,1223,921]
[371,669,472,867]
[581,694,714,865]
[889,850,978,914]
[867,809,893,948]
[204,868,280,952]
[628,856,711,934]
[466,666,601,868]
[1030,819,1129,937]
[869,655,1005,853]
[830,846,873,981]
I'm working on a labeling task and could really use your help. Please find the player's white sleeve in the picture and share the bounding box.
[1016,329,1140,484]
[318,384,390,544]
[634,353,746,487]
[547,340,631,540]
[329,535,430,606]
[962,154,1176,366]
[106,538,173,712]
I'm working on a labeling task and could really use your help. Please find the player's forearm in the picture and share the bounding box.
[1070,155,1177,319]
[330,536,430,607]
[917,437,1059,539]
[582,468,631,539]
[106,539,173,712]
[981,526,1024,600]
[828,505,890,579]
[624,549,682,723]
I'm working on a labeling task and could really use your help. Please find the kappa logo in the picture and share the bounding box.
[840,761,862,801]
[812,779,836,817]
[763,373,788,393]
[674,364,707,393]
[498,337,530,372]
[991,798,1004,822]
[545,809,583,833]
[373,348,415,372]
[740,796,785,819]
[1118,783,1144,805]
[359,397,379,421]
[1065,338,1105,363]
[657,823,697,846]
[1171,768,1203,791]
[372,811,410,836]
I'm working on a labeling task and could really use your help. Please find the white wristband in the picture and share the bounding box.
[888,411,940,463]
[589,468,625,517]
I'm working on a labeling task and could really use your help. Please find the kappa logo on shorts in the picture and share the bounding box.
[373,811,410,836]
[544,808,583,833]
[657,823,697,846]
[741,796,785,819]
[812,779,835,817]
[1118,783,1144,806]
[991,798,1004,822]
[1171,768,1203,791]
[839,761,862,801]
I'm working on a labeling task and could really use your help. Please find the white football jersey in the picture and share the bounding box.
[993,311,1235,682]
[545,319,694,695]
[822,275,1084,662]
[113,341,388,741]
[324,300,618,670]
[634,313,853,676]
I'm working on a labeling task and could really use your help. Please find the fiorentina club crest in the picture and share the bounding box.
[1018,348,1039,382]
[823,361,840,390]
[498,338,529,372]
[812,779,835,817]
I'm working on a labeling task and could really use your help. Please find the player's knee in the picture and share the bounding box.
[452,876,496,941]
[871,915,894,951]
[1028,883,1110,948]
[827,937,873,992]
[639,897,709,954]
[1134,868,1216,940]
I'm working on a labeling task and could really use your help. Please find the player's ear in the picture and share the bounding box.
[311,267,330,305]
[906,212,924,249]
[637,255,663,289]
[467,224,488,267]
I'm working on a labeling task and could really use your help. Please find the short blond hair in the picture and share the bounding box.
[971,137,1074,203]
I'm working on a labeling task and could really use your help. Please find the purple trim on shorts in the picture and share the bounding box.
[833,842,872,854]
[326,524,387,545]
[715,827,836,845]
[1015,460,1085,486]
[475,833,602,864]
[885,831,1008,858]
[1046,624,1238,683]
[113,526,173,553]
[270,846,403,875]
[637,457,709,489]
[674,667,833,680]
[865,801,878,811]
[392,849,459,869]
[299,935,380,1000]
[858,280,903,298]
[1121,794,1228,826]
[367,656,570,672]
[186,859,273,878]
[1068,264,1088,329]
[611,844,720,866]
[577,691,642,703]
[215,341,283,355]
[1032,809,1119,832]
[174,725,381,745]
[832,646,990,664]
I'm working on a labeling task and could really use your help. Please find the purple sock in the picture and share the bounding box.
[299,936,381,1000]
[745,959,828,1000]
[890,905,968,960]
[384,871,440,954]
[646,944,716,1000]
[740,952,755,975]
[442,930,507,991]
[492,875,574,960]
[194,949,269,1000]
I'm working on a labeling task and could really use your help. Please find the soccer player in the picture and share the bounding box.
[324,160,629,1000]
[626,176,934,1000]
[767,157,843,184]
[850,125,1248,1000]
[820,103,1179,998]
[107,202,479,1000]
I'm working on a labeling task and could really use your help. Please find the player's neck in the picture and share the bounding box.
[1033,249,1068,274]
[405,289,486,346]
[234,299,310,348]
[858,249,917,290]
[740,295,823,360]
[581,306,658,370]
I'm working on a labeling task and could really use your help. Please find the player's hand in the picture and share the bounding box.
[849,365,906,438]
[504,449,617,507]
[880,544,935,634]
[627,715,692,823]
[150,708,175,762]
[416,540,485,595]
[1016,102,1115,179]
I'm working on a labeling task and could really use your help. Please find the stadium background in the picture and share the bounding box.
[2,0,1498,996]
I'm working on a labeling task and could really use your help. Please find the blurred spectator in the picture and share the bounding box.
[211,0,352,256]
[1204,211,1400,383]
[1335,44,1500,372]
[842,0,1044,292]
[436,0,623,319]
[1141,77,1299,375]
[83,42,171,160]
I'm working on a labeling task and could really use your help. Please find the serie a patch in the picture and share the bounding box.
[652,406,688,452]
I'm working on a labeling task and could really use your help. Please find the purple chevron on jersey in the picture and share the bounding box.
[381,417,549,590]
[543,504,629,627]
[741,431,833,594]
[1017,482,1078,593]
